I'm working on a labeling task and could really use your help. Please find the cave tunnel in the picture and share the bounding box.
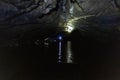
[0,0,120,80]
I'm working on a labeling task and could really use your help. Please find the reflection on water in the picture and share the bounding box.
[66,41,73,63]
[58,41,62,63]
[58,40,74,63]
[43,34,74,64]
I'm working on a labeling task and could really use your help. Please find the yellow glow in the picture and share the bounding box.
[64,20,74,33]
[65,25,74,33]
[64,15,94,33]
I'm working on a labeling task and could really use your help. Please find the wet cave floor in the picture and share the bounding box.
[0,23,120,80]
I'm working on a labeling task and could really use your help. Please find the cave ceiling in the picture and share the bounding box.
[0,0,119,25]
[0,0,120,47]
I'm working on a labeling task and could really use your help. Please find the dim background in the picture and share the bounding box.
[0,0,120,80]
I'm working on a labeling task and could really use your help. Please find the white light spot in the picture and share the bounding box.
[58,36,62,40]
[65,25,74,33]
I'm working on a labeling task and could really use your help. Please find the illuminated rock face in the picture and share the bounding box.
[67,0,120,17]
[79,0,120,16]
[0,0,119,25]
[0,0,57,24]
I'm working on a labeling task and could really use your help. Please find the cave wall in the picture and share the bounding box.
[0,0,120,25]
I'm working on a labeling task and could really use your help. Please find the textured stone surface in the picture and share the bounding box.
[0,0,57,24]
[0,0,119,24]
[0,1,120,80]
